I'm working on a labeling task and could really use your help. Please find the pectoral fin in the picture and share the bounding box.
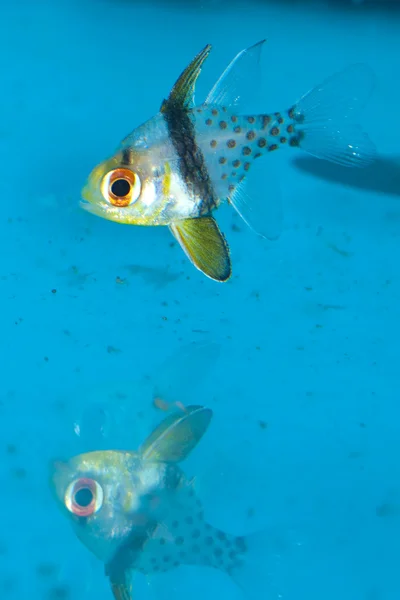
[140,405,213,463]
[170,216,231,282]
[160,44,212,111]
[109,572,133,600]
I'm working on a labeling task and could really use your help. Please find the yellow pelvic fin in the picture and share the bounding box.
[170,216,231,282]
[160,44,212,111]
[139,405,213,463]
[109,575,132,600]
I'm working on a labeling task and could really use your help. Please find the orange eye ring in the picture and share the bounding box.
[65,477,103,517]
[101,168,141,207]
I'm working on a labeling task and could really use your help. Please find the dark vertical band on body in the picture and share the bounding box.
[162,101,217,211]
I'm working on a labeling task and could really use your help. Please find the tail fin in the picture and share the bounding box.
[229,526,305,600]
[289,63,377,167]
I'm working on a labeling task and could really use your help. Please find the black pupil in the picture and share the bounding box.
[74,487,93,507]
[111,178,131,198]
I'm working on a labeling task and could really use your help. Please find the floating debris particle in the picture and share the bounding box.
[36,563,59,578]
[327,243,353,258]
[107,346,121,354]
[126,264,180,289]
[115,276,127,285]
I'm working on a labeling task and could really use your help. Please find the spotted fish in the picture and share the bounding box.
[50,406,274,600]
[81,40,377,282]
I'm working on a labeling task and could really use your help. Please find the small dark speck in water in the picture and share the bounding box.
[6,443,17,454]
[107,346,121,354]
[125,264,180,289]
[47,584,70,599]
[12,467,27,479]
[376,503,400,518]
[327,243,354,258]
[318,304,346,311]
[36,563,59,578]
[258,420,268,430]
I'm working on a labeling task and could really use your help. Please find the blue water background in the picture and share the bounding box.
[0,0,399,598]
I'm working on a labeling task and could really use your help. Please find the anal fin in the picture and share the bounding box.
[170,216,231,282]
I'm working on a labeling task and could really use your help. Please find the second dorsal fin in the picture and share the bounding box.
[160,44,212,112]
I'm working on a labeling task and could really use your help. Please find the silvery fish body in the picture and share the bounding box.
[81,41,377,281]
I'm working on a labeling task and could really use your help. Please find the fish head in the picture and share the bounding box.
[80,142,175,227]
[49,450,170,563]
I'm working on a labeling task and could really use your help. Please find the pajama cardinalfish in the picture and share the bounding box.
[50,406,275,600]
[81,40,377,281]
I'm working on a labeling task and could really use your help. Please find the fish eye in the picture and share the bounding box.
[101,168,141,207]
[65,477,104,517]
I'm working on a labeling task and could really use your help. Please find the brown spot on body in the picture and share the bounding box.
[210,140,217,148]
[212,109,218,116]
[269,144,279,152]
[257,138,266,148]
[288,107,295,119]
[219,156,227,164]
[175,536,184,546]
[235,536,247,553]
[244,162,251,171]
[227,139,236,148]
[246,131,256,141]
[287,124,294,134]
[217,531,226,540]
[221,173,228,180]
[270,127,279,136]
[234,126,242,134]
[231,115,238,123]
[262,115,271,128]
[254,152,262,158]
[232,159,241,168]
[239,175,245,182]
[289,137,299,147]
[280,136,287,144]
[247,116,255,124]
[205,119,212,126]
[242,146,251,156]
[228,184,235,192]
[275,112,284,124]
[220,121,227,129]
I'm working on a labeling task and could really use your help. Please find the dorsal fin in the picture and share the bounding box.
[139,405,213,463]
[160,44,212,112]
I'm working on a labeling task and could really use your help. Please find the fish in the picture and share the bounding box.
[81,40,377,282]
[50,405,272,600]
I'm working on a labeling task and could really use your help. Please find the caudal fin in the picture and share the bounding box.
[229,526,305,600]
[289,63,377,167]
